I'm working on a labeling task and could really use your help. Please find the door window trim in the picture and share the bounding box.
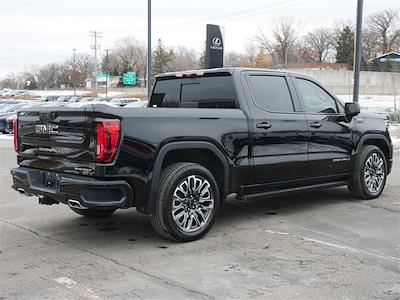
[292,75,345,115]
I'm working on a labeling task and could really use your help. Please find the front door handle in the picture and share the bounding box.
[310,122,322,128]
[256,122,272,129]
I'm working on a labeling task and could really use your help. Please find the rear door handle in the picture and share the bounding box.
[310,122,322,128]
[256,122,272,129]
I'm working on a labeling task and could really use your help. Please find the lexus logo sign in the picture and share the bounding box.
[212,37,221,47]
[210,37,223,50]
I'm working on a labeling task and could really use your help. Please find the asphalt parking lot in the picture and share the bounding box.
[0,138,399,299]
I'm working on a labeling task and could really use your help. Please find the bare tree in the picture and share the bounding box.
[304,27,334,63]
[33,64,58,89]
[171,46,198,71]
[73,53,95,85]
[256,17,298,65]
[366,10,400,55]
[224,51,245,67]
[241,43,258,67]
[110,36,147,77]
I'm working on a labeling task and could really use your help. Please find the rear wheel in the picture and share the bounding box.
[70,207,116,218]
[150,163,220,242]
[348,145,387,199]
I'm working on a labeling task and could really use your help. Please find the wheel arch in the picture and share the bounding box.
[356,134,392,172]
[146,141,230,214]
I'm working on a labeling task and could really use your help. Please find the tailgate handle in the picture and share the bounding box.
[256,122,272,129]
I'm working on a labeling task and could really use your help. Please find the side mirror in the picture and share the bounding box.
[345,102,360,118]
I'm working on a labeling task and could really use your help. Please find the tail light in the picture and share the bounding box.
[13,118,18,152]
[95,119,120,163]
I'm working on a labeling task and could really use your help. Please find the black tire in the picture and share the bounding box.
[70,207,116,218]
[150,163,220,242]
[348,145,387,199]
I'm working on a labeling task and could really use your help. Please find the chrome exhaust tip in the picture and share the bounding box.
[17,188,25,195]
[67,199,87,210]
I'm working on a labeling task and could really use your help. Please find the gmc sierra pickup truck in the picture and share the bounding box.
[11,68,393,242]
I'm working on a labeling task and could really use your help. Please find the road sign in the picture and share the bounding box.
[122,72,137,85]
[97,73,110,78]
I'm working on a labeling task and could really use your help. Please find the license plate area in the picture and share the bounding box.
[40,171,60,189]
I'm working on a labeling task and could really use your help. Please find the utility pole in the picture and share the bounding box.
[72,48,76,96]
[353,0,363,103]
[90,31,102,92]
[147,0,152,98]
[105,49,110,98]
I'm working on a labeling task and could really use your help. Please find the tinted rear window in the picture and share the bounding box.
[150,76,237,108]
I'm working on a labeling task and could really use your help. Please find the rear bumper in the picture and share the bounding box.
[11,167,134,209]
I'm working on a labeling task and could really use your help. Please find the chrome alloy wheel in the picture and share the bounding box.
[171,175,215,233]
[364,153,385,194]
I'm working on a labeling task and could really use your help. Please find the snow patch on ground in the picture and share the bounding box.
[0,134,13,140]
[389,125,400,147]
[338,95,399,108]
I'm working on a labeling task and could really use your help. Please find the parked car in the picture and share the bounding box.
[78,97,96,103]
[110,98,140,107]
[10,68,393,242]
[56,96,73,102]
[41,95,61,102]
[68,96,83,103]
[0,102,33,133]
[124,100,148,108]
[4,102,46,133]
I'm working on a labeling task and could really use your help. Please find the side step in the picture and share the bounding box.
[236,181,348,202]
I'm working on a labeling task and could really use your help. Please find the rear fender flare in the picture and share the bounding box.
[146,141,230,214]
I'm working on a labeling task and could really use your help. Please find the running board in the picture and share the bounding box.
[237,181,348,202]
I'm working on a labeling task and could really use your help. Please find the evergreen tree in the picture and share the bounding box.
[152,39,174,77]
[335,26,355,70]
[198,43,206,69]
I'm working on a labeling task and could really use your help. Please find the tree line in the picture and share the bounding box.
[1,9,399,90]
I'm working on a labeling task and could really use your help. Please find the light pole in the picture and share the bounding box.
[353,0,363,103]
[72,48,76,96]
[147,0,152,98]
[105,49,110,98]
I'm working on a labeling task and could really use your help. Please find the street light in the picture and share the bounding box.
[72,48,76,96]
[147,0,152,98]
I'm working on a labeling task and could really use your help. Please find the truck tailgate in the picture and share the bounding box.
[17,107,96,176]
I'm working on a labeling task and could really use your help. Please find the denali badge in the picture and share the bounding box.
[35,124,59,135]
[332,157,351,162]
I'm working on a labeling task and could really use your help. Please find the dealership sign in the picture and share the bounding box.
[205,24,224,69]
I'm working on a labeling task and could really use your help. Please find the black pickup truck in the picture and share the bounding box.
[11,68,393,242]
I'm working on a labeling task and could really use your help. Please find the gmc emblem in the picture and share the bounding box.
[35,124,59,135]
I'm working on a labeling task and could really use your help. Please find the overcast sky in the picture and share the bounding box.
[0,0,399,77]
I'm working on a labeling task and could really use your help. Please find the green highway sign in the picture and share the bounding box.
[97,73,110,78]
[122,72,136,85]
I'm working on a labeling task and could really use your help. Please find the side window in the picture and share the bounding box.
[295,78,338,114]
[248,75,294,112]
[180,77,237,108]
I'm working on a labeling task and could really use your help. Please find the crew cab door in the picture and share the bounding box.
[244,72,309,185]
[292,76,354,178]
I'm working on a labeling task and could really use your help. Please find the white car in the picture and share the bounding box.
[110,98,140,107]
[124,101,148,108]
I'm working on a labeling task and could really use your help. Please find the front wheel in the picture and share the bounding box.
[348,145,387,199]
[150,163,220,242]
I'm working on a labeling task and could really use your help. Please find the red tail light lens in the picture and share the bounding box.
[95,119,120,163]
[13,118,18,152]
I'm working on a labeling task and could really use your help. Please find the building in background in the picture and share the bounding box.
[370,52,400,72]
